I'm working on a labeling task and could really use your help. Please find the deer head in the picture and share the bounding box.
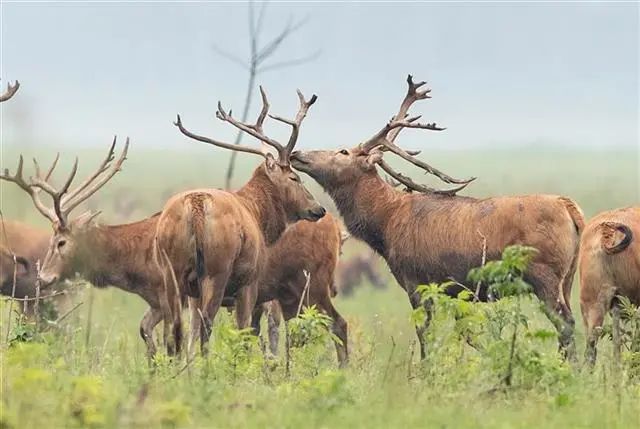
[175,86,325,222]
[0,138,129,286]
[291,75,475,196]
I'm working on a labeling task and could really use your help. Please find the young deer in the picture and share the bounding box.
[0,139,175,357]
[157,86,326,354]
[249,213,349,365]
[291,75,585,359]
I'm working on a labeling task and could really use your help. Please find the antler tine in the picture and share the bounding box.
[0,80,20,102]
[269,89,318,160]
[215,88,287,160]
[378,159,471,196]
[30,156,79,225]
[32,153,61,182]
[60,137,130,216]
[387,74,432,143]
[60,136,117,206]
[174,114,267,159]
[381,140,475,185]
[0,156,58,223]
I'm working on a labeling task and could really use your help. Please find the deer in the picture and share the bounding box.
[156,86,326,355]
[291,75,585,360]
[248,213,349,365]
[0,139,178,357]
[336,250,386,297]
[579,207,640,365]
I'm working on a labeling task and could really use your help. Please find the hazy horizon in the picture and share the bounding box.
[1,2,638,153]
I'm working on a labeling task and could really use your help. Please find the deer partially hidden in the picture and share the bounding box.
[0,139,177,357]
[157,86,326,354]
[579,207,640,365]
[249,213,349,365]
[291,75,585,359]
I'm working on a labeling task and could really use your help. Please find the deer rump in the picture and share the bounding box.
[580,207,640,307]
[157,189,265,302]
[375,193,583,303]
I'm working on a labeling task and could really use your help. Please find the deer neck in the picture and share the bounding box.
[73,218,155,291]
[236,166,287,246]
[327,172,401,257]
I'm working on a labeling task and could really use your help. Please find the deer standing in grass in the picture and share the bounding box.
[157,86,326,354]
[291,75,585,359]
[579,207,640,365]
[248,213,349,365]
[0,139,178,357]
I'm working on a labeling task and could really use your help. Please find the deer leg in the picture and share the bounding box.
[139,306,163,359]
[611,304,622,368]
[528,263,575,360]
[407,285,432,360]
[317,296,349,367]
[187,296,201,359]
[267,302,282,357]
[581,285,614,367]
[199,273,229,355]
[235,282,258,331]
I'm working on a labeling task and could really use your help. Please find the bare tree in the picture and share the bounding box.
[215,1,321,190]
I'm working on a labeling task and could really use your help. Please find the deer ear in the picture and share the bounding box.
[265,153,277,172]
[72,211,101,229]
[365,150,384,168]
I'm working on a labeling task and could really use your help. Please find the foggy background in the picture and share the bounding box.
[1,2,638,152]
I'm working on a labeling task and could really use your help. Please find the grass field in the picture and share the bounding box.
[1,146,639,428]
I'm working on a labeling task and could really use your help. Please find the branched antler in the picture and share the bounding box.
[378,159,472,196]
[177,86,316,166]
[0,80,20,102]
[0,138,129,228]
[360,75,476,194]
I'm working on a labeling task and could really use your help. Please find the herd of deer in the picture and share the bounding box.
[1,76,638,368]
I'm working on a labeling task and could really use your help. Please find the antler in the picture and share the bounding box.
[1,155,60,223]
[0,80,20,102]
[378,159,471,196]
[0,138,129,228]
[176,86,316,166]
[359,75,475,192]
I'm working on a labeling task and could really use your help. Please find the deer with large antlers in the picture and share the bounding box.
[0,139,179,357]
[157,86,326,354]
[291,75,585,359]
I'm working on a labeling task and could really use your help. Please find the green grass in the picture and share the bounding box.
[1,147,639,428]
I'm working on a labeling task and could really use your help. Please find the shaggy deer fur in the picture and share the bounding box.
[579,206,640,365]
[292,75,585,358]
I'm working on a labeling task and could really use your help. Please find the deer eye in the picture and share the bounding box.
[289,175,300,182]
[338,149,349,155]
[57,240,67,249]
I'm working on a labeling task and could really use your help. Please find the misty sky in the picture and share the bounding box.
[1,2,638,152]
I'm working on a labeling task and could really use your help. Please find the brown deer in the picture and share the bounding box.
[579,207,640,365]
[157,86,326,354]
[336,251,386,297]
[0,220,78,319]
[249,213,348,365]
[0,139,176,357]
[291,75,585,359]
